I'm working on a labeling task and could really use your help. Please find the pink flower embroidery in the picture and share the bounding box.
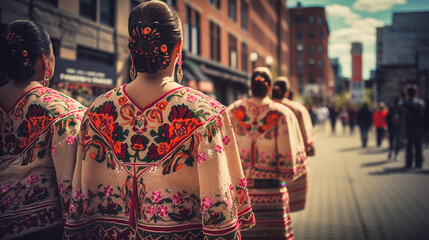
[27,174,39,184]
[202,197,212,210]
[73,189,85,200]
[3,196,13,207]
[187,95,198,103]
[75,114,82,121]
[157,205,169,217]
[222,136,230,145]
[151,190,162,202]
[229,184,234,191]
[1,184,10,193]
[43,95,54,103]
[66,135,75,145]
[172,192,184,204]
[104,185,113,197]
[210,101,219,109]
[239,178,247,187]
[270,153,276,159]
[216,145,223,153]
[58,184,66,195]
[37,88,48,95]
[241,149,247,155]
[216,117,223,127]
[197,152,208,164]
[146,205,156,217]
[286,152,292,159]
[260,152,266,157]
[51,146,57,155]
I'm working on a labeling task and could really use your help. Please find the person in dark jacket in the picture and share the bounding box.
[357,103,372,148]
[402,86,425,168]
[386,96,402,160]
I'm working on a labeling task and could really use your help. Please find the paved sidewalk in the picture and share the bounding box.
[290,125,429,240]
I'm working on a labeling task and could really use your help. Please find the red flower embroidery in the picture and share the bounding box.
[157,101,168,111]
[118,96,127,106]
[131,135,149,151]
[113,141,128,160]
[157,142,170,155]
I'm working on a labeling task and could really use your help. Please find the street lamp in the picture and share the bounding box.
[265,56,274,69]
[249,51,258,70]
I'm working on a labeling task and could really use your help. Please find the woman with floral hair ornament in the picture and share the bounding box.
[0,20,86,239]
[64,1,254,239]
[228,67,307,240]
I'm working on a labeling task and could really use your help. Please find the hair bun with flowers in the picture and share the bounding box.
[128,21,171,73]
[0,31,34,79]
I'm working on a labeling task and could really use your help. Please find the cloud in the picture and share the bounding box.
[353,0,407,13]
[326,4,359,24]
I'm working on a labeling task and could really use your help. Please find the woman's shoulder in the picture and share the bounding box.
[269,101,294,118]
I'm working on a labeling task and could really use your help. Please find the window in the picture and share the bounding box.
[318,45,324,54]
[185,6,200,55]
[228,34,237,68]
[308,58,315,67]
[319,75,324,83]
[318,59,324,68]
[100,0,114,26]
[319,29,324,38]
[294,15,303,24]
[297,60,303,72]
[210,21,221,62]
[309,75,315,83]
[309,45,315,53]
[80,0,115,26]
[241,0,248,30]
[80,0,96,21]
[228,0,237,22]
[317,16,323,24]
[297,30,303,40]
[241,42,248,72]
[77,46,114,66]
[309,16,314,24]
[297,44,303,56]
[209,0,221,9]
[308,30,315,38]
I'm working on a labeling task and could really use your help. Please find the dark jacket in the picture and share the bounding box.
[357,106,372,129]
[402,98,425,137]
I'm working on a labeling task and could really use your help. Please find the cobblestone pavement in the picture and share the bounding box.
[290,124,429,240]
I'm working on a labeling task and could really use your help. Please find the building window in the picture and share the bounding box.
[318,59,324,68]
[77,46,114,66]
[241,42,248,72]
[309,16,314,24]
[228,0,237,22]
[319,29,324,38]
[297,60,303,72]
[308,58,315,68]
[308,30,315,38]
[294,15,303,24]
[80,0,96,21]
[297,30,303,40]
[210,21,221,62]
[100,0,114,26]
[209,0,221,9]
[317,16,323,24]
[318,45,324,54]
[241,0,248,30]
[309,75,315,83]
[309,45,315,53]
[297,44,304,56]
[319,75,324,83]
[228,34,237,68]
[80,0,115,26]
[185,6,200,55]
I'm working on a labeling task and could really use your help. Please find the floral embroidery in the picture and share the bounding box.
[43,95,54,103]
[1,184,10,193]
[157,205,169,217]
[216,144,223,153]
[26,174,39,184]
[73,189,85,200]
[130,135,149,151]
[197,152,208,164]
[151,190,162,202]
[239,178,247,187]
[51,146,57,155]
[201,197,212,210]
[66,135,75,145]
[186,95,198,103]
[104,185,113,197]
[118,96,127,106]
[222,136,230,145]
[172,192,184,204]
[157,101,168,111]
[146,205,156,217]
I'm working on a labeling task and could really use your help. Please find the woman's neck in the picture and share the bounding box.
[250,95,272,106]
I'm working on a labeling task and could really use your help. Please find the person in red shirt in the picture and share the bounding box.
[373,103,388,147]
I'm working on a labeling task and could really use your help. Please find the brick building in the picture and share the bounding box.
[0,0,290,105]
[289,3,331,103]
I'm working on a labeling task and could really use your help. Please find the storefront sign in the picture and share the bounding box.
[53,58,116,86]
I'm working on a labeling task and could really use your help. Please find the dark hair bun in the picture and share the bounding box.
[128,1,182,74]
[251,67,272,98]
[0,20,50,82]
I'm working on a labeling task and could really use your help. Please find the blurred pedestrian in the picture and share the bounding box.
[65,2,255,239]
[339,106,349,134]
[373,103,387,147]
[357,103,372,148]
[228,67,307,239]
[423,97,429,148]
[0,20,86,239]
[348,104,358,135]
[308,105,318,126]
[272,76,315,212]
[386,96,402,160]
[328,103,338,134]
[402,85,425,168]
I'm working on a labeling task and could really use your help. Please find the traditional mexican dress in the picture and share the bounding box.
[227,99,307,240]
[64,86,255,240]
[0,86,86,239]
[277,98,315,212]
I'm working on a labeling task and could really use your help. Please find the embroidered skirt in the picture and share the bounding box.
[241,179,294,240]
[284,170,308,212]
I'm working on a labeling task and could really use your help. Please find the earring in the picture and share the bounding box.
[130,57,137,80]
[43,64,50,87]
[176,52,183,84]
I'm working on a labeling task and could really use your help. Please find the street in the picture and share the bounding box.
[290,123,429,240]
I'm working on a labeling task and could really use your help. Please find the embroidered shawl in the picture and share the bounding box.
[0,86,86,239]
[64,86,255,240]
[227,99,307,182]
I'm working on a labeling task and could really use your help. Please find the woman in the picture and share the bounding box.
[64,2,254,239]
[0,20,85,239]
[228,67,307,239]
[272,76,314,212]
[373,103,387,147]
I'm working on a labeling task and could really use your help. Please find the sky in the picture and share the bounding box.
[286,0,429,79]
